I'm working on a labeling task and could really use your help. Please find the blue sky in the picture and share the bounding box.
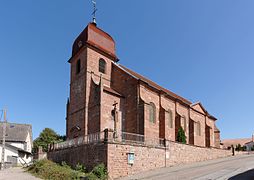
[0,0,254,140]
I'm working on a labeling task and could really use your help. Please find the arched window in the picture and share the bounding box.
[197,121,201,136]
[167,109,173,128]
[99,58,106,74]
[149,102,156,123]
[76,59,81,74]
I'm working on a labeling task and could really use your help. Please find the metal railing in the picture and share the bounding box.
[122,132,145,143]
[121,132,165,147]
[53,131,104,150]
[51,130,166,151]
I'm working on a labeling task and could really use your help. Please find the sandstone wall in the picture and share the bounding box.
[48,143,107,172]
[48,141,231,180]
[166,141,231,166]
[107,141,231,179]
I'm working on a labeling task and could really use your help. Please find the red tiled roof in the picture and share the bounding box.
[118,64,192,105]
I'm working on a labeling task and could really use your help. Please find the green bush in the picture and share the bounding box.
[28,160,107,180]
[176,127,186,144]
[235,144,241,151]
[75,163,86,173]
[87,164,108,180]
[27,159,85,180]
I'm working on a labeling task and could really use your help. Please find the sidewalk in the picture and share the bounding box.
[0,167,40,180]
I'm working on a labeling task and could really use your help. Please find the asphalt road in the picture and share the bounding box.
[121,154,254,180]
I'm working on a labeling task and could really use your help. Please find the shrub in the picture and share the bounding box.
[87,164,107,180]
[176,127,186,144]
[75,163,86,173]
[27,159,85,180]
[235,144,242,151]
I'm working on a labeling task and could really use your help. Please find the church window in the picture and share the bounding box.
[166,109,173,128]
[76,59,81,74]
[149,102,156,123]
[99,58,106,74]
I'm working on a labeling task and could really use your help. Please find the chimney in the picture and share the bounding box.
[252,134,254,142]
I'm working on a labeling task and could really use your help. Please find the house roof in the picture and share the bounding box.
[0,143,32,155]
[0,122,32,142]
[118,64,192,105]
[245,141,254,145]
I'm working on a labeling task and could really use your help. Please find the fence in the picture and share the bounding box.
[52,131,104,150]
[50,130,166,151]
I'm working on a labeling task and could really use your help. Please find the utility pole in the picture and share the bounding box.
[1,109,7,170]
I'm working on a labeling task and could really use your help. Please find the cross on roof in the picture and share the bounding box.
[92,0,97,24]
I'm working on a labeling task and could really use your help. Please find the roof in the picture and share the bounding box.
[104,86,124,98]
[71,23,117,61]
[0,143,32,155]
[0,122,32,142]
[245,141,254,145]
[118,64,192,105]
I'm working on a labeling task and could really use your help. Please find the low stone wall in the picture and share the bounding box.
[107,141,232,179]
[47,142,107,171]
[166,141,231,167]
[47,140,231,179]
[107,143,165,179]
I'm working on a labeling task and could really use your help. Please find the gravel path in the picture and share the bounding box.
[0,167,41,180]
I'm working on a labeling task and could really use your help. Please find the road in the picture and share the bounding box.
[0,167,40,180]
[121,154,254,180]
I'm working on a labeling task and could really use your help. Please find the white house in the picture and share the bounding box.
[245,141,254,151]
[0,122,33,167]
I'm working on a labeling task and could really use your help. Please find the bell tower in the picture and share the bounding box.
[66,22,118,139]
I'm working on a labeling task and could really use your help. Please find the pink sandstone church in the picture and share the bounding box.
[66,22,220,148]
[48,22,230,179]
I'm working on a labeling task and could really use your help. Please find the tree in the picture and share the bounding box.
[176,127,186,144]
[235,144,242,151]
[33,128,65,152]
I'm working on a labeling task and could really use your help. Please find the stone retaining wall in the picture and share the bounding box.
[47,143,107,171]
[107,141,232,179]
[166,141,231,166]
[48,141,231,179]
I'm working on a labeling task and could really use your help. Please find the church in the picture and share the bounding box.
[48,21,231,179]
[66,22,220,148]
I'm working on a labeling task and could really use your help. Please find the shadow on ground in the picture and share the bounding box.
[229,169,254,180]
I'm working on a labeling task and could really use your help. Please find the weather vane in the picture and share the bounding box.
[92,0,97,24]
